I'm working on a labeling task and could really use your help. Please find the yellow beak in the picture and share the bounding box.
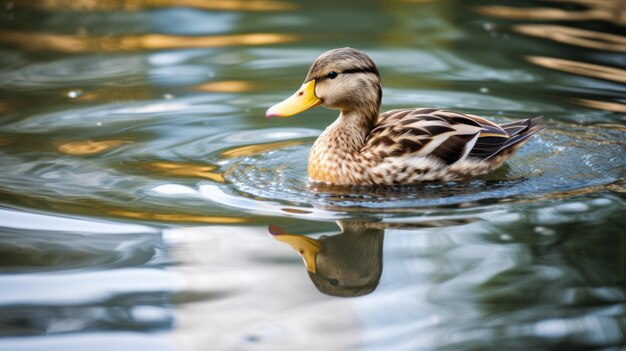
[268,224,323,273]
[265,80,321,118]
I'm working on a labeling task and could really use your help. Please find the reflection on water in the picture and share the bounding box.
[233,198,623,349]
[14,0,297,12]
[475,0,626,114]
[269,222,384,297]
[1,196,624,349]
[514,25,626,52]
[139,161,225,182]
[107,209,249,224]
[268,218,477,297]
[474,0,626,24]
[195,80,258,93]
[56,139,132,156]
[0,31,299,52]
[573,98,626,114]
[0,0,625,350]
[527,56,626,84]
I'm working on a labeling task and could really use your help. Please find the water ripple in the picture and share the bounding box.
[3,96,236,132]
[0,55,147,90]
[218,123,625,212]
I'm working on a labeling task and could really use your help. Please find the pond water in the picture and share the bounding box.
[0,0,625,350]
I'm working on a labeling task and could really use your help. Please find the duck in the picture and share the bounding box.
[266,47,545,186]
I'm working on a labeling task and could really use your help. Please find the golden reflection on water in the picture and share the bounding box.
[0,137,14,147]
[57,140,131,155]
[221,140,305,158]
[572,99,626,114]
[140,161,225,183]
[108,210,248,223]
[2,194,252,225]
[14,0,297,11]
[196,81,258,93]
[475,0,626,24]
[514,25,626,52]
[607,181,626,193]
[527,56,626,84]
[0,31,299,53]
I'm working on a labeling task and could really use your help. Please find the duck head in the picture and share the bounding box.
[266,47,382,118]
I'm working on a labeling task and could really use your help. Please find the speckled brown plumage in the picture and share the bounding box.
[270,48,545,186]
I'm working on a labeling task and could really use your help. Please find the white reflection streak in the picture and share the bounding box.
[0,332,176,351]
[150,183,342,218]
[0,208,156,234]
[0,268,184,305]
[116,102,189,114]
[152,184,198,196]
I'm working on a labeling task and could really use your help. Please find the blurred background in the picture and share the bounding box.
[0,0,624,350]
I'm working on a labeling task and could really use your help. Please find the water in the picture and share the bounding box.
[0,0,625,350]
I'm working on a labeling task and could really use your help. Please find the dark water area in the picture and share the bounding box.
[0,0,625,350]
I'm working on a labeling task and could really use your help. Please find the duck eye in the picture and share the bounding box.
[327,71,338,79]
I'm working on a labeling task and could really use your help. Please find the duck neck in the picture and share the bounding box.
[308,85,381,184]
[308,105,379,184]
[318,106,378,155]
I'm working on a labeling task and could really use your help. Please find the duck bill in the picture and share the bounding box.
[268,225,323,273]
[265,80,321,118]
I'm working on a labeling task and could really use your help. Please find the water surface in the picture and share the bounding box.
[0,0,625,350]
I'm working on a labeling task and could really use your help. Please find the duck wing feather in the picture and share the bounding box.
[362,108,543,164]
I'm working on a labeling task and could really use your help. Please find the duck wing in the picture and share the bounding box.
[467,114,545,160]
[362,108,543,164]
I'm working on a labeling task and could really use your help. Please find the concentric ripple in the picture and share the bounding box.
[220,123,625,211]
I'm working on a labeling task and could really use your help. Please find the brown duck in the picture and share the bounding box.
[266,48,545,186]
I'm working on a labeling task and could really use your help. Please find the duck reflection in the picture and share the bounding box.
[269,221,384,297]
